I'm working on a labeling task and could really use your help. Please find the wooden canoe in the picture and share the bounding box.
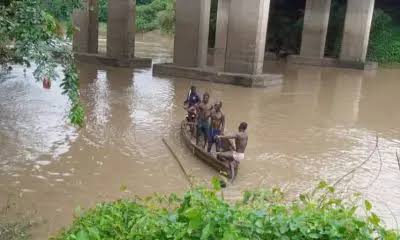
[180,120,237,180]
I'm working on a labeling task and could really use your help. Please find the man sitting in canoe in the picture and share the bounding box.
[196,92,213,149]
[208,101,225,153]
[217,122,248,181]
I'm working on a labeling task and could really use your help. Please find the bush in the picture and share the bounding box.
[368,9,400,64]
[97,0,175,33]
[136,0,173,32]
[52,181,399,240]
[157,0,175,34]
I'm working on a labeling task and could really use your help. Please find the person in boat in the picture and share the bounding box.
[184,86,201,108]
[184,86,201,131]
[207,101,225,153]
[217,122,248,181]
[196,92,213,148]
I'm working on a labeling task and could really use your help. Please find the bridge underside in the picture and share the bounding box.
[153,0,376,86]
[288,0,377,69]
[73,0,376,87]
[72,0,151,68]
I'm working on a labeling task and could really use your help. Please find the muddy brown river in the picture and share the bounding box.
[1,32,400,239]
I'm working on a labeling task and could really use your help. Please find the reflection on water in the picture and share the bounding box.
[1,33,400,238]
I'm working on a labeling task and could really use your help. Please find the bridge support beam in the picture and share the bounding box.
[153,0,282,87]
[73,0,99,54]
[300,0,331,58]
[74,0,151,68]
[173,0,211,68]
[214,0,230,69]
[107,0,136,60]
[224,0,271,75]
[288,0,377,70]
[340,0,375,62]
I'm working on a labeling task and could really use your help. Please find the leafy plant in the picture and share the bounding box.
[368,9,400,64]
[0,0,84,126]
[136,0,174,32]
[97,0,175,33]
[157,0,175,34]
[52,182,399,240]
[39,0,81,22]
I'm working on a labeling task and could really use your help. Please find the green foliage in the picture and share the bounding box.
[157,0,175,34]
[98,0,108,23]
[368,9,400,64]
[323,2,400,63]
[136,0,174,32]
[39,0,81,22]
[0,0,84,126]
[266,0,304,55]
[97,0,175,33]
[53,182,399,240]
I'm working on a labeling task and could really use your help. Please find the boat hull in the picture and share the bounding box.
[180,121,237,179]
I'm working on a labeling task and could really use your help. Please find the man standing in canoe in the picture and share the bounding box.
[184,86,201,135]
[217,122,248,181]
[196,92,213,148]
[184,86,201,108]
[208,101,225,153]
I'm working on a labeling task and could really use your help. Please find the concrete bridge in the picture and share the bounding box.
[73,0,376,87]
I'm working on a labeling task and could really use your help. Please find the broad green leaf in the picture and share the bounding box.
[76,230,89,240]
[364,200,372,211]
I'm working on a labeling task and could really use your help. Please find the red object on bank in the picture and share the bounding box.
[43,78,51,89]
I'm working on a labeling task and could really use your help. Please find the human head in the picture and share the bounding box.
[239,122,248,132]
[191,86,196,93]
[215,101,222,111]
[203,92,210,103]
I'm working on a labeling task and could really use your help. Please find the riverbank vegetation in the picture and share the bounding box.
[98,0,175,33]
[52,181,399,240]
[0,0,84,126]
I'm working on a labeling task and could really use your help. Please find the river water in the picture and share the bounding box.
[1,32,400,239]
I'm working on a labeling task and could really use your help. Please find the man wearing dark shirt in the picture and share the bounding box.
[184,86,201,108]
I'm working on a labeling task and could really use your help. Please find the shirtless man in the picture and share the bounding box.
[217,122,248,182]
[207,101,225,153]
[196,92,213,148]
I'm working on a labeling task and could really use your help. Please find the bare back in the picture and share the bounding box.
[235,131,248,153]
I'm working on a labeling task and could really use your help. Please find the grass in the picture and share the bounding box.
[0,222,32,240]
[0,198,33,240]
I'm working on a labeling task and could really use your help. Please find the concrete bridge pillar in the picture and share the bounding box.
[300,0,331,58]
[214,0,230,68]
[224,0,271,75]
[73,0,99,54]
[107,0,136,60]
[173,0,211,68]
[153,0,283,87]
[340,0,375,62]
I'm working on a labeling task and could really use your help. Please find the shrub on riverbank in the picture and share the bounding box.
[52,181,399,240]
[368,9,400,64]
[136,0,174,33]
[98,0,174,33]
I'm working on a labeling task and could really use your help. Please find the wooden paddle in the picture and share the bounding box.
[162,138,193,187]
